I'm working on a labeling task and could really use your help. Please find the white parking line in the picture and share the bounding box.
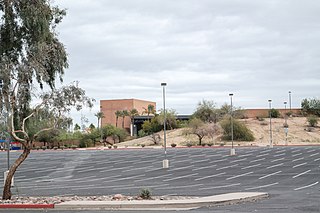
[292,170,311,179]
[292,157,304,162]
[259,171,282,179]
[271,157,285,162]
[306,149,316,153]
[294,181,319,191]
[293,162,307,168]
[241,163,261,170]
[256,153,269,158]
[274,153,285,157]
[310,153,319,157]
[292,153,303,157]
[314,158,320,162]
[134,174,172,182]
[226,171,253,180]
[157,183,204,190]
[195,172,226,181]
[199,183,241,190]
[250,158,266,163]
[267,163,283,169]
[169,165,194,171]
[216,164,239,171]
[192,164,217,171]
[245,182,279,190]
[113,184,169,190]
[193,159,210,164]
[163,173,198,182]
[230,158,247,163]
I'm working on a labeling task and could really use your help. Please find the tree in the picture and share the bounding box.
[2,82,93,199]
[89,123,95,130]
[220,117,255,141]
[74,123,81,131]
[193,100,220,123]
[143,104,155,121]
[115,110,122,128]
[186,118,208,145]
[301,98,320,116]
[0,0,76,199]
[121,110,129,129]
[157,109,178,130]
[269,108,280,118]
[94,111,105,129]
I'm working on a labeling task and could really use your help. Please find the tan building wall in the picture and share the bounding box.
[100,99,156,130]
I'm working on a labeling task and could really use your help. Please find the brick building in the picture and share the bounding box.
[100,99,156,134]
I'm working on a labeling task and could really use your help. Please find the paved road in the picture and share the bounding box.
[0,146,319,212]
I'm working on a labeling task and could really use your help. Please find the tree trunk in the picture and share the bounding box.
[3,146,31,200]
[116,117,118,128]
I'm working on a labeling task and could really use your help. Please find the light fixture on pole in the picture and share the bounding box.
[161,83,169,168]
[268,100,273,148]
[229,94,235,156]
[284,101,288,146]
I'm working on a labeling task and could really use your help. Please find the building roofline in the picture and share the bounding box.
[100,98,156,103]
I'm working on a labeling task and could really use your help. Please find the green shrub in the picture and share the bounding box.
[108,145,112,149]
[59,146,64,150]
[171,143,177,147]
[307,115,318,127]
[41,146,47,150]
[269,108,280,118]
[220,118,255,141]
[71,145,77,149]
[186,142,193,147]
[207,143,213,147]
[141,144,145,148]
[35,146,40,150]
[139,188,152,199]
[53,146,58,150]
[113,145,118,149]
[138,130,147,137]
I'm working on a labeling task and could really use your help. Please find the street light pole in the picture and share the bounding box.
[268,100,273,148]
[161,83,169,168]
[284,101,288,146]
[229,94,235,156]
[288,91,292,111]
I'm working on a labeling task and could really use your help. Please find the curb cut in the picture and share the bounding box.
[0,203,54,209]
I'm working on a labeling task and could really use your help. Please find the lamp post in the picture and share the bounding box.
[229,94,235,156]
[268,100,273,148]
[284,101,288,145]
[161,83,169,168]
[288,91,292,111]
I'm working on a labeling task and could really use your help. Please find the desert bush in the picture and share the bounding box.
[108,145,112,149]
[220,118,255,141]
[256,116,265,121]
[53,146,58,150]
[71,145,77,149]
[59,146,64,150]
[269,108,280,118]
[138,130,147,137]
[35,146,40,150]
[141,144,145,148]
[113,145,118,149]
[41,146,47,150]
[307,115,318,127]
[149,133,161,145]
[171,143,177,147]
[139,188,152,199]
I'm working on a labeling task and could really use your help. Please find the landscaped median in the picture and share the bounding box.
[0,192,268,210]
[55,192,268,210]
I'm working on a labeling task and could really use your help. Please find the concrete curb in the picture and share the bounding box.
[0,203,54,209]
[55,192,268,210]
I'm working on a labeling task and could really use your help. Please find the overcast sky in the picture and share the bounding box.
[54,0,320,126]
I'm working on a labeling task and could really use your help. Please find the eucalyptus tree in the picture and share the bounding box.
[0,1,94,199]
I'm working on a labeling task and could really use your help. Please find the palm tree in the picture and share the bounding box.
[94,111,105,129]
[122,110,129,129]
[143,104,155,121]
[115,110,122,127]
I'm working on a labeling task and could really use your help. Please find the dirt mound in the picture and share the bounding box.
[118,117,320,147]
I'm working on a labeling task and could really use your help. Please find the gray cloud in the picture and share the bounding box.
[54,0,320,125]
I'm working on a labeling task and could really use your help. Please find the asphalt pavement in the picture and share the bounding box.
[0,146,319,212]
